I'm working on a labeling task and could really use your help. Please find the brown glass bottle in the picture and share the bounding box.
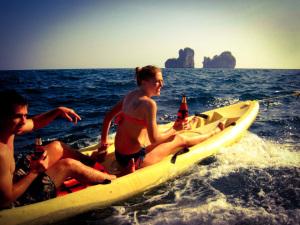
[33,137,44,159]
[177,95,188,121]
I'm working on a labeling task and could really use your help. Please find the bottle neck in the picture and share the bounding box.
[35,138,42,146]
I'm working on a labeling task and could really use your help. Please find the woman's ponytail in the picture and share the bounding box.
[135,67,142,86]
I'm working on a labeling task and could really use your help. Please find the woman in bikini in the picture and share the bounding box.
[94,65,224,170]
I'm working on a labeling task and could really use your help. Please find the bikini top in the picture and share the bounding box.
[115,112,147,127]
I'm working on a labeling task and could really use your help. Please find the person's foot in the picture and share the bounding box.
[189,116,202,129]
[212,121,225,135]
[105,173,117,180]
[92,174,116,185]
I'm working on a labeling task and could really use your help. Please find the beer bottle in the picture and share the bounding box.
[177,95,189,121]
[33,137,45,159]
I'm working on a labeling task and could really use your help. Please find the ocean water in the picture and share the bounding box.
[0,68,299,225]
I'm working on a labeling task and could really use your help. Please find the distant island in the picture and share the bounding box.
[165,48,236,69]
[165,48,195,68]
[202,51,236,69]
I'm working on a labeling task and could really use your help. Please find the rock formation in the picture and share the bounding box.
[165,48,195,68]
[202,51,236,69]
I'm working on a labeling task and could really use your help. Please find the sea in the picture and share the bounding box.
[0,68,299,225]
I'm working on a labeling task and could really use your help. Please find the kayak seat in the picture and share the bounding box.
[208,112,223,124]
[195,112,224,125]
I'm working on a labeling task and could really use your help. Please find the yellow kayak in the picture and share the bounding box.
[0,100,259,225]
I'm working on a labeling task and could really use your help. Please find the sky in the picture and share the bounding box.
[0,0,299,70]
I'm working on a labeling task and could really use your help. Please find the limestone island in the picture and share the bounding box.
[165,48,195,68]
[203,51,236,69]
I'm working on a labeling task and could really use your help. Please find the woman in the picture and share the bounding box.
[95,66,224,170]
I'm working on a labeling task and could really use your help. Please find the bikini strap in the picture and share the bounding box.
[114,112,147,127]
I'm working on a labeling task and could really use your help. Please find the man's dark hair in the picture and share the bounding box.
[0,90,28,118]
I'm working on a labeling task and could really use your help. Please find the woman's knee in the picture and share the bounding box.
[174,134,187,147]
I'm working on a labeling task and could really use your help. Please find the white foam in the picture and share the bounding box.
[140,197,300,225]
[197,131,300,180]
[209,97,240,108]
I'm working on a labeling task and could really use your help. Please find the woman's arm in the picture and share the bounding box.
[91,100,123,161]
[145,99,182,144]
[99,100,123,147]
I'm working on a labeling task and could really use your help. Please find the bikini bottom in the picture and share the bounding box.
[115,148,146,169]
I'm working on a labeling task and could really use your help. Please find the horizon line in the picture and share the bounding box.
[1,67,300,71]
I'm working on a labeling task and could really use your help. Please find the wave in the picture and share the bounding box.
[59,132,300,225]
[198,132,299,179]
[137,197,300,225]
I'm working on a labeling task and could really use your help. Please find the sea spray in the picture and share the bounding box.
[196,131,299,180]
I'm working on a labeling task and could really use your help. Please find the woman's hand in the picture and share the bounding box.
[91,143,109,162]
[57,107,82,124]
[173,119,190,131]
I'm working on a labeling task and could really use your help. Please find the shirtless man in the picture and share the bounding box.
[0,90,116,208]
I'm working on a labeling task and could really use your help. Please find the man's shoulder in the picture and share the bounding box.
[0,142,8,150]
[0,143,10,157]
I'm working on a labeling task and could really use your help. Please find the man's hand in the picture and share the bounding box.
[29,151,48,174]
[29,107,82,131]
[57,107,81,124]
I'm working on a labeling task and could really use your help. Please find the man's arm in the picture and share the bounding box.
[20,107,81,133]
[0,146,48,208]
[0,148,37,208]
[0,148,14,208]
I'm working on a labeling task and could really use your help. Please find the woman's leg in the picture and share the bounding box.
[183,122,224,146]
[142,123,224,167]
[142,134,186,167]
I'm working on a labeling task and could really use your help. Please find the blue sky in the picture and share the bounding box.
[0,0,299,69]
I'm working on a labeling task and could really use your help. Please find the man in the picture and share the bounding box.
[0,90,116,208]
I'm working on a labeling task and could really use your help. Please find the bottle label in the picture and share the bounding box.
[177,96,188,120]
[32,138,44,159]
